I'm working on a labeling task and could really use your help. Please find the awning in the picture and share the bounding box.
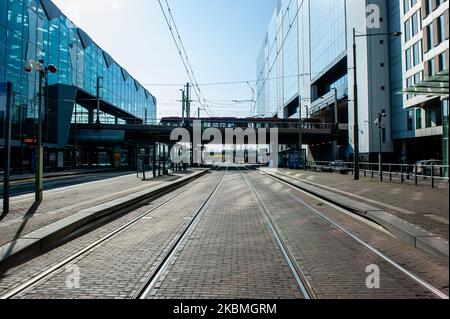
[401,69,449,97]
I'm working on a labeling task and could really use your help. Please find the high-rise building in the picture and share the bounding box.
[256,0,449,165]
[0,0,157,170]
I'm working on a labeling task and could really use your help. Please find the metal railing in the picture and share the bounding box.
[307,161,449,189]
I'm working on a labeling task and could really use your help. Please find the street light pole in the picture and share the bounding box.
[352,29,401,181]
[352,28,360,180]
[36,68,44,203]
[375,112,386,182]
[24,59,58,203]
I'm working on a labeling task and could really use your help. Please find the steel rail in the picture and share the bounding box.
[137,166,228,299]
[252,167,449,300]
[0,168,221,299]
[238,167,315,299]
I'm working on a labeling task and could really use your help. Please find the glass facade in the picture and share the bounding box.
[0,0,156,142]
[282,0,298,106]
[309,0,346,78]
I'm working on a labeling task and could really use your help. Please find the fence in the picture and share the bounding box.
[307,161,449,189]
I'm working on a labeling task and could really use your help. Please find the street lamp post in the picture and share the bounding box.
[352,29,401,180]
[24,59,57,203]
[375,111,386,182]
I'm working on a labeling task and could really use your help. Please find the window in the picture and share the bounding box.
[416,108,423,129]
[425,0,433,16]
[406,48,412,70]
[404,0,410,13]
[437,15,445,44]
[407,110,414,130]
[426,108,433,128]
[404,20,411,42]
[406,77,413,99]
[438,52,446,72]
[411,12,419,37]
[426,24,434,50]
[412,41,421,66]
[428,58,436,76]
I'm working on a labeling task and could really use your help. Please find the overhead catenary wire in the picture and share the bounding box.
[157,0,212,116]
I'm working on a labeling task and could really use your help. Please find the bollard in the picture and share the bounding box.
[371,165,374,179]
[431,164,435,189]
[389,165,392,182]
[401,165,404,184]
[415,165,418,186]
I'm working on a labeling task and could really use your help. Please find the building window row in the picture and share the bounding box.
[404,10,422,42]
[423,0,446,17]
[405,40,423,70]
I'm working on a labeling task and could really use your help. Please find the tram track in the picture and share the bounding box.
[1,167,227,299]
[243,166,448,300]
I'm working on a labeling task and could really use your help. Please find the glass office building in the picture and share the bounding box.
[1,0,157,169]
[309,0,346,79]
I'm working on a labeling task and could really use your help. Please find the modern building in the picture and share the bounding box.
[256,0,449,166]
[399,0,449,166]
[0,0,157,171]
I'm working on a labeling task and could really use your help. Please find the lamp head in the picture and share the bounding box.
[24,60,34,73]
[47,64,58,74]
[393,32,402,37]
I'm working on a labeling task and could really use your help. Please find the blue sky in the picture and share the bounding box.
[52,0,277,119]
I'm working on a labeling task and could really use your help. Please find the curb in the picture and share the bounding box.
[0,169,209,271]
[261,169,449,261]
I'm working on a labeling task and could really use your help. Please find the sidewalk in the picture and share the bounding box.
[0,170,202,248]
[271,169,449,241]
[0,168,121,183]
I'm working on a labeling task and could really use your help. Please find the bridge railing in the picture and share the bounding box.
[306,161,449,189]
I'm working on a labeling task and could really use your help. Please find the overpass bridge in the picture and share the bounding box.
[71,117,348,146]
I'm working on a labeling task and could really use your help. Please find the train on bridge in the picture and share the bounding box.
[159,117,324,130]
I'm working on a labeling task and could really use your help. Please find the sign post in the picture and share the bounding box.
[1,82,13,217]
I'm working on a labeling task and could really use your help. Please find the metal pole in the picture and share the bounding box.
[379,125,383,182]
[96,77,101,125]
[298,97,303,168]
[181,89,185,125]
[36,70,44,203]
[152,142,157,178]
[186,83,191,121]
[353,28,360,180]
[2,82,12,216]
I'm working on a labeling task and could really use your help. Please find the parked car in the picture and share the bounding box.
[415,160,443,176]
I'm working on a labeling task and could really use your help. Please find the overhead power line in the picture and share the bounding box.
[157,0,212,116]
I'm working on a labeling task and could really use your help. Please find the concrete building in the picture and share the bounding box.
[256,0,449,166]
[0,0,157,171]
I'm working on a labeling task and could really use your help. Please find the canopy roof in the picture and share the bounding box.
[402,69,449,97]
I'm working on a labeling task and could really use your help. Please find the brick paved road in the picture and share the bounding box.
[0,171,194,247]
[277,169,449,239]
[244,169,448,299]
[9,171,224,299]
[1,167,447,299]
[148,168,303,299]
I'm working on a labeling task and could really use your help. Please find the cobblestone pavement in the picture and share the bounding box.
[148,169,303,299]
[1,167,447,299]
[276,169,449,239]
[4,171,224,299]
[244,169,448,299]
[0,171,195,247]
